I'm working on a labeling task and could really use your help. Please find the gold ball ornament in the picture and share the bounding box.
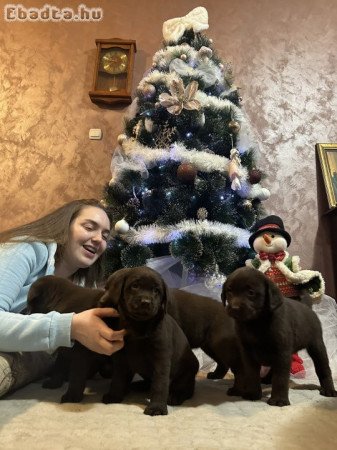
[228,120,241,134]
[197,207,208,220]
[242,199,253,209]
[177,163,198,184]
[117,134,127,145]
[114,219,130,234]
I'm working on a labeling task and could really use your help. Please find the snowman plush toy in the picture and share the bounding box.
[245,215,325,377]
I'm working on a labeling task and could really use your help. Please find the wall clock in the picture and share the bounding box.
[89,38,137,106]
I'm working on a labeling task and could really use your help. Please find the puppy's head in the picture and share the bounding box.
[27,275,68,314]
[221,267,283,322]
[27,275,103,314]
[99,267,169,322]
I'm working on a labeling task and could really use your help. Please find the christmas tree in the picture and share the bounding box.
[102,7,270,287]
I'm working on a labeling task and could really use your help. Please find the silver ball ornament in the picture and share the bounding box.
[114,219,130,234]
[142,83,156,98]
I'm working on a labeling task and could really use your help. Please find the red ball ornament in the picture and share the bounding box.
[249,168,262,184]
[177,163,198,184]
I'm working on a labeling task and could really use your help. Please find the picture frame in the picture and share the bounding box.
[316,143,337,209]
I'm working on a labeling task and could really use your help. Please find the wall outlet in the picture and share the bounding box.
[89,128,102,140]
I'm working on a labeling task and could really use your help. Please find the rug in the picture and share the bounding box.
[1,375,337,450]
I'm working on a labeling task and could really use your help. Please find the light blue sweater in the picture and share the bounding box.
[0,241,74,352]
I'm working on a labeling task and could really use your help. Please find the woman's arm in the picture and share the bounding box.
[0,242,71,352]
[0,308,125,354]
[0,310,73,352]
[0,243,125,354]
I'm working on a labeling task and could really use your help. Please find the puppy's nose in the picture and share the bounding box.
[229,299,241,310]
[230,304,241,310]
[263,233,272,244]
[140,298,152,308]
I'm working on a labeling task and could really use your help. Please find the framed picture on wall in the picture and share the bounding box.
[316,143,337,209]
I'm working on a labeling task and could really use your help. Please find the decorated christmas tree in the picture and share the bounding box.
[102,7,270,288]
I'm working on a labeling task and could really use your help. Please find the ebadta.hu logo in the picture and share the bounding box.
[4,3,103,22]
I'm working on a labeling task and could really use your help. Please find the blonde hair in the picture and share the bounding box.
[0,199,110,286]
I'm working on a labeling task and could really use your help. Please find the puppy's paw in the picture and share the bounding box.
[168,392,191,406]
[101,393,124,404]
[227,387,243,397]
[242,390,262,401]
[267,397,290,407]
[319,388,337,397]
[42,378,64,389]
[60,392,83,403]
[144,402,168,416]
[207,367,227,380]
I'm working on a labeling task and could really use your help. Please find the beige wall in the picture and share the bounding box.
[1,0,336,294]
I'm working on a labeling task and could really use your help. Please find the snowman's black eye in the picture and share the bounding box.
[270,234,275,238]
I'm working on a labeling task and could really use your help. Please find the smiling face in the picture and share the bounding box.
[56,206,111,277]
[253,232,288,253]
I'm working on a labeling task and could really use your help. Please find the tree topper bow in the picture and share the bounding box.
[162,7,209,43]
[158,79,201,115]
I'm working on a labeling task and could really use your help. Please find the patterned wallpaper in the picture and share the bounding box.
[0,0,336,294]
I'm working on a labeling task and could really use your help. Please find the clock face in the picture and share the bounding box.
[102,49,128,75]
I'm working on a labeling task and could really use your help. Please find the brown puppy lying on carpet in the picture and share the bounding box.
[27,276,114,396]
[99,267,199,416]
[222,266,337,406]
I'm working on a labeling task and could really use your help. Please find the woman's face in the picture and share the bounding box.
[62,206,111,272]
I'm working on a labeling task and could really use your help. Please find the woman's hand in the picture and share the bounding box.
[71,308,126,355]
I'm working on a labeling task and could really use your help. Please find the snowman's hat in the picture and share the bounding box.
[248,215,291,249]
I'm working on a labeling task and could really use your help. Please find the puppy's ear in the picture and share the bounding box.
[98,268,132,308]
[266,276,283,311]
[221,280,227,306]
[160,277,170,313]
[26,281,46,314]
[27,284,38,305]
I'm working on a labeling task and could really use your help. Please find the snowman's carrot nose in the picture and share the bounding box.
[263,233,272,244]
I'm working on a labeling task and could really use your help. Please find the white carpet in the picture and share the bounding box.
[1,375,337,450]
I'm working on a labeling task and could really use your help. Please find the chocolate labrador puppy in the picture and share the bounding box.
[27,275,104,314]
[168,288,244,387]
[222,266,337,406]
[27,275,114,397]
[98,267,199,416]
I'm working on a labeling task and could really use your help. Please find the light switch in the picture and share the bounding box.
[89,128,102,140]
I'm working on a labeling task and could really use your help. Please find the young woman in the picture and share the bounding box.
[0,198,125,397]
